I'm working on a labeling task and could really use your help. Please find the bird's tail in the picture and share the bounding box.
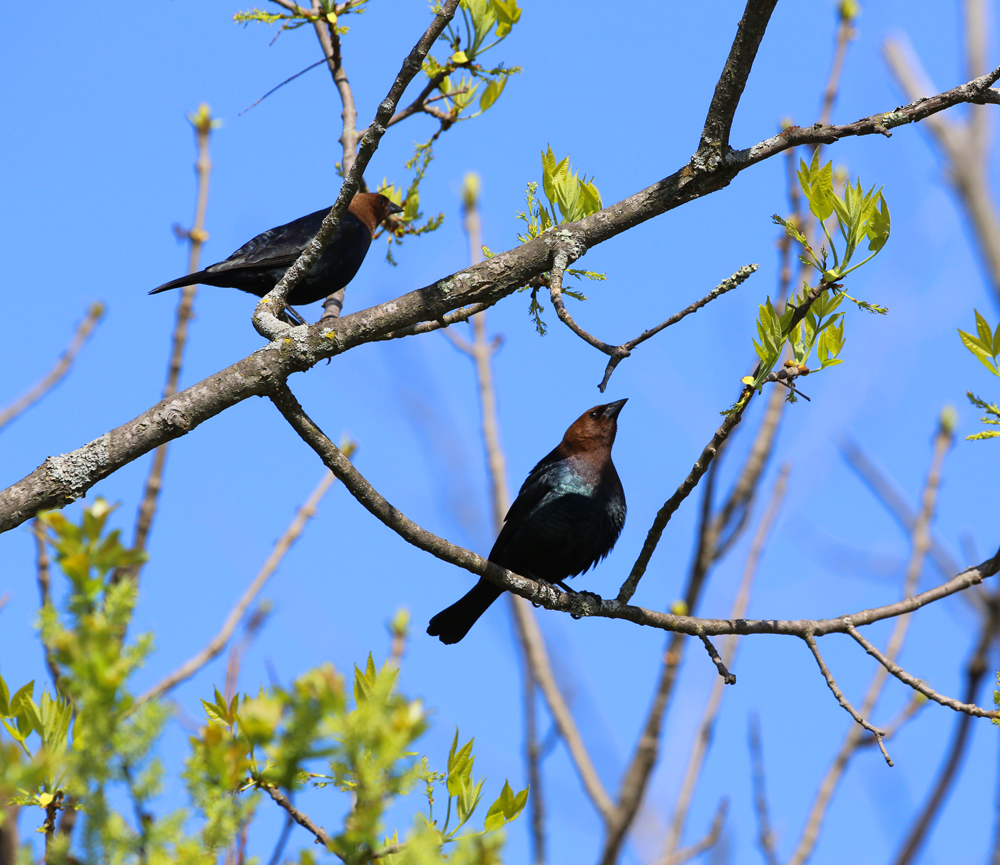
[427,578,504,644]
[148,271,210,294]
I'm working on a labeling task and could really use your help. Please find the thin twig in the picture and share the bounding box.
[891,594,999,865]
[33,519,65,695]
[118,110,214,587]
[255,0,461,337]
[845,623,995,718]
[261,785,334,850]
[133,469,339,707]
[662,466,789,862]
[0,303,104,433]
[598,264,758,392]
[803,633,892,765]
[698,636,736,685]
[748,713,781,865]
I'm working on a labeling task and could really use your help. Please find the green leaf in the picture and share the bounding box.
[798,152,834,222]
[201,699,229,727]
[0,675,9,716]
[959,330,1000,376]
[490,0,521,37]
[9,681,35,720]
[866,192,891,252]
[483,780,528,831]
[479,77,506,112]
[447,729,475,797]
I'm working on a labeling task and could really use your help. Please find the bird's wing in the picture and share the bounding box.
[489,447,564,558]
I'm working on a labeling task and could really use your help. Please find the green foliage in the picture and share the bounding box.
[743,163,892,406]
[190,654,526,863]
[994,672,1000,726]
[4,501,521,863]
[958,309,1000,378]
[234,0,369,35]
[515,151,605,334]
[745,285,846,398]
[517,148,603,241]
[424,0,522,128]
[958,311,1000,440]
[774,152,890,317]
[965,392,1000,441]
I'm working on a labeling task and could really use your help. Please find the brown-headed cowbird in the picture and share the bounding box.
[149,192,402,321]
[428,399,628,644]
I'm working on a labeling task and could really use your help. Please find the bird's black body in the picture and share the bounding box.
[149,193,402,310]
[428,400,628,644]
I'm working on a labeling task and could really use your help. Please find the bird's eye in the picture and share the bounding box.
[589,411,598,419]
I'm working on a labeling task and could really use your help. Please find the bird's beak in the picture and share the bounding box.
[603,398,627,420]
[387,201,404,216]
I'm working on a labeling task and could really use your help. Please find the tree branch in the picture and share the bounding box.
[0,303,104,433]
[700,0,780,150]
[119,110,215,586]
[598,264,757,392]
[253,0,461,336]
[133,469,339,707]
[3,63,999,534]
[803,633,892,765]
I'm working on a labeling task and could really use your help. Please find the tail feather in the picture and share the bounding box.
[148,271,211,294]
[427,578,504,644]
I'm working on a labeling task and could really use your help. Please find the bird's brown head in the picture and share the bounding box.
[561,399,627,454]
[349,192,404,234]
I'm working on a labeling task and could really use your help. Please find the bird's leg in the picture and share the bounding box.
[281,305,308,326]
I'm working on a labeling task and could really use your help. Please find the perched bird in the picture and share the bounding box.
[149,192,402,322]
[428,399,628,645]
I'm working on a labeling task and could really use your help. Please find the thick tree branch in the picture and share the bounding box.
[3,64,999,533]
[700,0,780,150]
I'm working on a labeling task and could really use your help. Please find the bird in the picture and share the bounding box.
[428,399,628,644]
[149,192,402,323]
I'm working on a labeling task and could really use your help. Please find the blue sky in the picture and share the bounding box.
[2,1,999,863]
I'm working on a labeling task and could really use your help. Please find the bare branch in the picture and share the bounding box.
[598,264,757,392]
[788,423,952,863]
[0,303,104,433]
[660,798,728,865]
[891,595,999,865]
[260,784,335,851]
[845,623,995,718]
[748,713,781,865]
[700,0,780,149]
[663,466,787,861]
[804,633,892,765]
[1,53,996,530]
[133,469,338,707]
[699,636,736,685]
[120,110,215,586]
[840,438,963,581]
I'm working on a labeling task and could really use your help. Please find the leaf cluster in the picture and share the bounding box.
[958,311,1000,440]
